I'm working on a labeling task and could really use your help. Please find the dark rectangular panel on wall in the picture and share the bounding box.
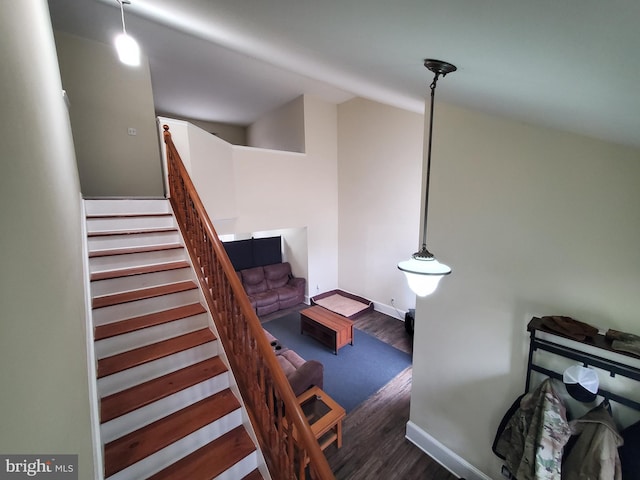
[223,238,254,271]
[222,236,282,271]
[253,236,282,267]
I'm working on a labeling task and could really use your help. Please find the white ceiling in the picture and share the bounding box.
[48,0,640,148]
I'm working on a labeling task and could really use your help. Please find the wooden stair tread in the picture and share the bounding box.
[104,389,240,477]
[98,328,216,378]
[242,469,264,480]
[92,280,197,309]
[91,261,190,282]
[88,226,177,237]
[101,356,227,423]
[146,425,256,480]
[89,243,183,258]
[95,303,206,340]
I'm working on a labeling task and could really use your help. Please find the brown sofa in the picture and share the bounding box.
[263,328,323,396]
[239,262,305,316]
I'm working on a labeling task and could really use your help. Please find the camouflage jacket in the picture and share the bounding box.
[494,378,571,480]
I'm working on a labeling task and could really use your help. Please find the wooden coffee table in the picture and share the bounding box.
[300,305,354,354]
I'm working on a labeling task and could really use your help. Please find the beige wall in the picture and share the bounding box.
[248,96,306,153]
[55,31,164,197]
[409,102,640,477]
[337,98,424,313]
[159,118,238,222]
[162,96,339,297]
[231,97,339,293]
[0,1,95,476]
[302,96,340,296]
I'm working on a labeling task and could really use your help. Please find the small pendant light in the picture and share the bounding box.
[114,0,140,67]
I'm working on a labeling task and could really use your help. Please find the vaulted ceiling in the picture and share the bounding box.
[49,0,640,148]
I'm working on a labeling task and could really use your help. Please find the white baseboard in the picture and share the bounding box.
[405,421,493,480]
[373,301,405,320]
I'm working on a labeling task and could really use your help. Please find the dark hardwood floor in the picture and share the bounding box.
[261,304,459,480]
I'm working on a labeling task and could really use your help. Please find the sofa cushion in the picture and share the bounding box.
[249,290,279,307]
[276,350,305,375]
[274,285,301,303]
[256,301,279,316]
[264,262,292,290]
[241,266,268,295]
[278,293,303,310]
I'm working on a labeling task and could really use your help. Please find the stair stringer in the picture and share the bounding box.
[81,197,107,480]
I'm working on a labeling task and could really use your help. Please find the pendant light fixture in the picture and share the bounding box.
[397,59,455,297]
[114,0,140,67]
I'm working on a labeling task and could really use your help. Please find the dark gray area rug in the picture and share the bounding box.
[263,312,412,412]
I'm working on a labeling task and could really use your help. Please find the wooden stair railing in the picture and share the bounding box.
[162,125,335,480]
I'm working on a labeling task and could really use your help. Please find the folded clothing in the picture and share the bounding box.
[606,329,640,357]
[540,315,598,341]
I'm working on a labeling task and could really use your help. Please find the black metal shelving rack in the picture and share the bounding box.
[526,317,640,412]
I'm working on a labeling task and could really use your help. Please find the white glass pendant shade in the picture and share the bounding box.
[397,256,451,297]
[115,32,140,66]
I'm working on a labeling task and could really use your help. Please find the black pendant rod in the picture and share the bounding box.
[417,59,456,258]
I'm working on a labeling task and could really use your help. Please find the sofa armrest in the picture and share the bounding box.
[286,360,323,396]
[288,276,306,294]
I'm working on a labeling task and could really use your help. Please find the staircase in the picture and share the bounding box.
[86,199,265,480]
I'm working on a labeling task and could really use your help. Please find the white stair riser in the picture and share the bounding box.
[101,373,231,444]
[91,268,194,298]
[90,248,187,273]
[93,290,201,326]
[214,452,259,480]
[88,230,182,252]
[85,199,172,216]
[98,342,219,397]
[106,409,244,480]
[95,313,209,359]
[87,215,176,234]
